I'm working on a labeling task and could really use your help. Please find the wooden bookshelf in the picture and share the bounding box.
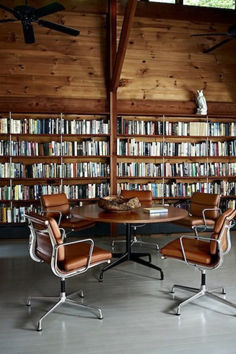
[0,111,235,224]
[0,112,110,224]
[116,114,236,208]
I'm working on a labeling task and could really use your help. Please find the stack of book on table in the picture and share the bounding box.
[143,206,168,214]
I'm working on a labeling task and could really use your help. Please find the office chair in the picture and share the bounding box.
[161,208,236,316]
[25,212,112,331]
[111,190,159,251]
[173,192,221,238]
[41,193,95,237]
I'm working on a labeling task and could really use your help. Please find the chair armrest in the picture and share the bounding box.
[59,228,66,241]
[179,234,220,264]
[41,209,63,226]
[202,207,221,225]
[54,238,95,272]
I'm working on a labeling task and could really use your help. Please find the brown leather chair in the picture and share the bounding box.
[25,212,112,331]
[173,192,221,237]
[112,190,159,251]
[161,208,236,316]
[41,193,95,237]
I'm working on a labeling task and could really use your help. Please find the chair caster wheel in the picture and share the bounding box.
[99,273,104,282]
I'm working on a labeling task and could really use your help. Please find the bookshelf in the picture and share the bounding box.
[0,112,110,224]
[116,114,236,209]
[0,111,235,225]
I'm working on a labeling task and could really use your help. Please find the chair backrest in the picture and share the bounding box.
[189,192,220,219]
[120,190,152,206]
[210,208,236,256]
[26,212,65,264]
[41,193,70,218]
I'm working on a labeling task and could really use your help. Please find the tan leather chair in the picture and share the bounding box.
[41,193,95,236]
[25,212,112,331]
[161,208,236,316]
[173,192,221,237]
[112,190,159,251]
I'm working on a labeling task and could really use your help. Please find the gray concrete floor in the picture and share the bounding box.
[1,232,236,354]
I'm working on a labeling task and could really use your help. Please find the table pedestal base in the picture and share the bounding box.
[99,224,164,281]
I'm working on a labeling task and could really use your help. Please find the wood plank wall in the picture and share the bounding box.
[0,11,107,100]
[118,17,236,103]
[0,1,235,113]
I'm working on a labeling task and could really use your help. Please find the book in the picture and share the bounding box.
[143,206,168,214]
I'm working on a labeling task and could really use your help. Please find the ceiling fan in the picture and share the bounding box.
[0,1,80,44]
[191,24,236,53]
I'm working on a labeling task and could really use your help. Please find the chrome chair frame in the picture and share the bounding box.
[191,207,221,238]
[163,214,236,316]
[40,207,74,237]
[26,214,110,331]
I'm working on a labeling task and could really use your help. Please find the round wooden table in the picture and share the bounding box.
[72,205,188,281]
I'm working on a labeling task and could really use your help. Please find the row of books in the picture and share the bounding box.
[117,181,236,198]
[5,182,110,200]
[0,117,110,135]
[209,140,236,156]
[117,139,236,157]
[0,205,41,223]
[0,139,109,157]
[25,163,110,178]
[0,162,110,178]
[117,162,236,177]
[117,118,236,137]
[62,183,110,199]
[0,163,24,178]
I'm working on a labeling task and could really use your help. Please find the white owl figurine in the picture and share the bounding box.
[196,90,207,115]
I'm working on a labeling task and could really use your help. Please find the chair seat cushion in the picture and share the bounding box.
[60,243,112,271]
[161,238,216,266]
[173,215,215,228]
[60,217,95,230]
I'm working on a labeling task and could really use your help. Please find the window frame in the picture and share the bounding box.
[139,0,236,11]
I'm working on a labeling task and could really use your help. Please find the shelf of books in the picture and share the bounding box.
[116,114,236,209]
[0,112,110,224]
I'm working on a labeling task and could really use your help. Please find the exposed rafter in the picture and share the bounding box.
[111,0,137,92]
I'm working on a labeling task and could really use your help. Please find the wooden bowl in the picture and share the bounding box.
[98,196,141,211]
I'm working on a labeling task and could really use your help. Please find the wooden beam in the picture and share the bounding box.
[109,0,117,79]
[1,97,236,116]
[111,0,137,92]
[0,0,108,15]
[117,99,236,116]
[0,97,108,114]
[108,0,118,196]
[108,0,118,238]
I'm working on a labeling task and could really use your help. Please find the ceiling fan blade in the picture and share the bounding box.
[204,37,234,53]
[38,20,79,36]
[0,4,15,16]
[191,33,228,37]
[35,2,65,19]
[0,18,17,23]
[22,22,35,44]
